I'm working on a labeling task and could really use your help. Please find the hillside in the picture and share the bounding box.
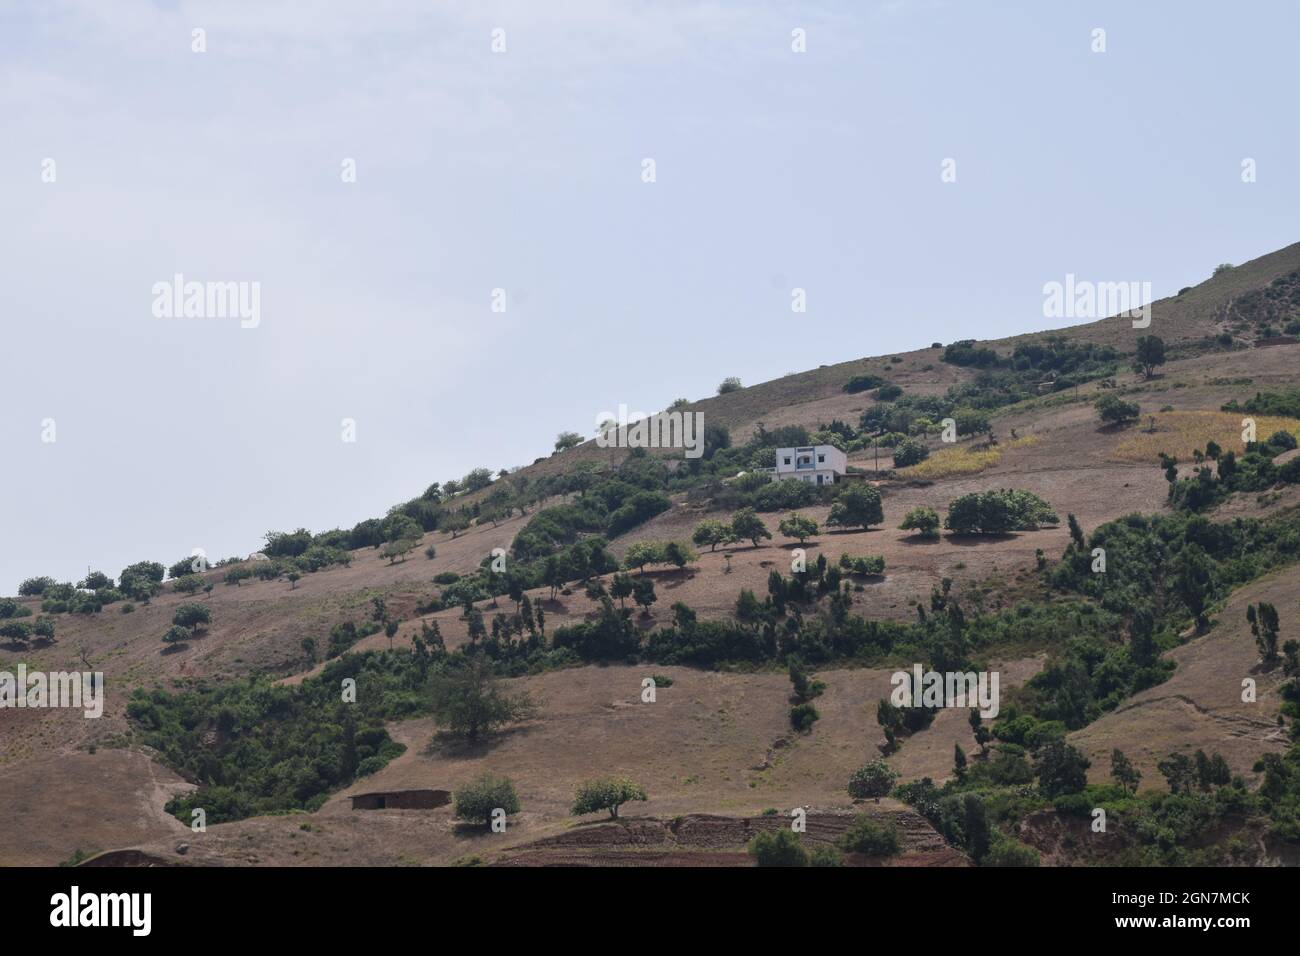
[5,241,1300,868]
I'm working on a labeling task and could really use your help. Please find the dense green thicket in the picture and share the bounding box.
[1163,433,1300,513]
[128,651,427,823]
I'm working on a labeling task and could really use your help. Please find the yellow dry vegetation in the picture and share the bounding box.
[1110,410,1300,463]
[898,436,1039,480]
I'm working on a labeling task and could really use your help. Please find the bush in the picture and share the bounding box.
[0,621,33,643]
[848,760,898,799]
[984,837,1040,867]
[172,603,212,631]
[433,571,461,585]
[172,575,204,594]
[843,374,885,394]
[717,377,743,395]
[777,512,819,543]
[570,776,648,819]
[839,815,901,856]
[838,553,885,575]
[18,576,57,597]
[899,506,940,538]
[789,702,820,732]
[809,844,843,867]
[453,773,520,826]
[892,439,929,467]
[162,625,190,644]
[945,489,1057,534]
[1095,393,1140,426]
[873,384,904,402]
[747,828,808,867]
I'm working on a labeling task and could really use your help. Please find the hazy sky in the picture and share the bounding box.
[2,0,1297,591]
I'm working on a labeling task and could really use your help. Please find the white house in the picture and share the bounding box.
[771,445,847,487]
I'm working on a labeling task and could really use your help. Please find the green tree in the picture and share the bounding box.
[623,540,664,574]
[892,439,930,468]
[172,603,212,633]
[441,512,471,538]
[1110,748,1141,793]
[1134,335,1166,378]
[161,625,190,645]
[692,518,732,552]
[778,512,819,543]
[428,655,536,741]
[847,760,898,800]
[1035,740,1090,797]
[570,776,647,819]
[631,577,657,616]
[1172,543,1214,630]
[381,538,417,564]
[717,376,743,395]
[554,431,583,452]
[827,484,884,531]
[1248,602,1281,662]
[1095,393,1140,426]
[453,773,520,826]
[899,506,940,539]
[610,573,634,608]
[729,508,772,547]
[663,541,698,571]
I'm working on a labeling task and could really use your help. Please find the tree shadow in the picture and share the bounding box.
[943,532,1018,545]
[160,641,191,655]
[422,723,536,759]
[898,535,942,546]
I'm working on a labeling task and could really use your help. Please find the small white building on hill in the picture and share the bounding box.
[771,445,847,487]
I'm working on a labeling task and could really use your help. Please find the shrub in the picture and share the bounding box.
[747,828,808,867]
[848,760,898,799]
[809,844,843,867]
[777,513,819,543]
[453,773,520,826]
[899,506,940,538]
[789,702,820,732]
[838,553,885,575]
[1095,393,1140,426]
[172,575,204,594]
[984,837,1040,867]
[892,439,929,467]
[0,621,33,643]
[873,384,904,402]
[172,603,212,632]
[843,374,885,394]
[717,377,743,395]
[839,815,901,856]
[570,776,648,819]
[945,489,1057,534]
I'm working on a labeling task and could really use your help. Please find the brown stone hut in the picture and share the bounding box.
[350,789,451,811]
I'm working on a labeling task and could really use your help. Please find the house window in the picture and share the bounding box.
[817,455,825,463]
[783,457,791,465]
